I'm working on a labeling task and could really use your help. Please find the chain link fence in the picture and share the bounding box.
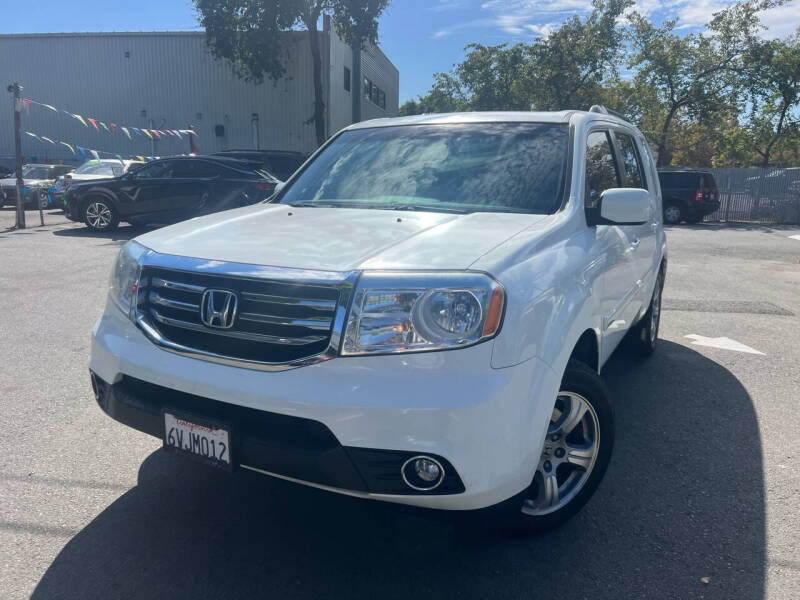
[671,167,800,224]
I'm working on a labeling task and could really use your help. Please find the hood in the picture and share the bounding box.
[136,204,556,272]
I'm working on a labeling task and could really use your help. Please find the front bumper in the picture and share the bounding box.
[91,304,560,510]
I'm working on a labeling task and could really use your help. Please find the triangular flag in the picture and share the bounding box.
[132,127,143,137]
[142,129,153,139]
[24,131,40,139]
[151,130,161,140]
[41,103,58,112]
[110,123,117,133]
[166,130,175,136]
[41,136,56,145]
[121,127,131,139]
[90,150,100,160]
[115,154,124,162]
[136,155,146,162]
[87,118,99,131]
[100,122,110,133]
[61,109,74,118]
[59,142,75,154]
[74,114,88,127]
[174,130,182,139]
[76,146,86,159]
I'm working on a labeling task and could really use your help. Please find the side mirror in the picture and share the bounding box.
[591,188,650,226]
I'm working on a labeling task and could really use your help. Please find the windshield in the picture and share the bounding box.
[75,162,120,176]
[278,123,569,214]
[21,166,52,180]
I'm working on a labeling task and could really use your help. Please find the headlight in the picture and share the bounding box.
[109,241,147,315]
[342,272,504,355]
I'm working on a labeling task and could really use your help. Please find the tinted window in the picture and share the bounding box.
[616,133,646,189]
[21,166,51,179]
[76,162,116,176]
[659,172,699,189]
[131,161,174,179]
[269,156,303,176]
[585,131,619,208]
[172,160,220,178]
[279,123,570,215]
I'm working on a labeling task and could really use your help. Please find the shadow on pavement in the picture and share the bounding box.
[52,224,155,242]
[32,341,765,599]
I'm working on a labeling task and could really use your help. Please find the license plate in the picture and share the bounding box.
[164,412,231,468]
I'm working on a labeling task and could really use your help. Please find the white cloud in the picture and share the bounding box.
[758,0,800,39]
[431,0,800,41]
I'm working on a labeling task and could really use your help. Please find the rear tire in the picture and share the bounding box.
[663,203,683,224]
[83,198,119,231]
[630,267,664,357]
[485,360,615,535]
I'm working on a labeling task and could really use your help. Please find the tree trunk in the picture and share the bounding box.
[305,19,326,148]
[760,100,790,168]
[657,103,679,167]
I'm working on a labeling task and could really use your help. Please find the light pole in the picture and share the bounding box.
[8,82,25,229]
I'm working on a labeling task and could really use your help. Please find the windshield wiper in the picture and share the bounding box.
[388,204,467,214]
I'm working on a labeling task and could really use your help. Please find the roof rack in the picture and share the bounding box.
[589,105,631,123]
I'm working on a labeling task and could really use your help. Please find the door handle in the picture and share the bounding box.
[631,237,640,248]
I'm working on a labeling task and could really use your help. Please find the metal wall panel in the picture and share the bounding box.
[0,30,398,169]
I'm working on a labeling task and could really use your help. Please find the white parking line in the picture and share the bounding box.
[685,334,765,355]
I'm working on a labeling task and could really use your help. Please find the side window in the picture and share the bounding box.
[344,66,351,92]
[585,131,620,208]
[615,133,647,189]
[131,161,173,179]
[173,160,220,178]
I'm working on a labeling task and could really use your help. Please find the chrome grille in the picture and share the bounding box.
[136,265,343,366]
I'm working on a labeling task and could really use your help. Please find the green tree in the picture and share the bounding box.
[194,0,390,147]
[519,0,632,111]
[742,34,800,166]
[628,0,777,166]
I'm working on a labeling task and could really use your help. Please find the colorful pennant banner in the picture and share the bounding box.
[24,130,155,162]
[23,98,199,143]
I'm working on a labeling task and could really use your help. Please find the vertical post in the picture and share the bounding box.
[251,113,260,149]
[8,82,25,229]
[351,41,361,124]
[148,117,155,158]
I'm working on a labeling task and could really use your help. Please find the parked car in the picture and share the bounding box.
[658,169,719,224]
[0,164,74,209]
[49,159,145,209]
[212,149,307,181]
[65,155,279,231]
[90,108,666,534]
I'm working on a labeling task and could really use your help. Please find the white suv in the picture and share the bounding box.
[91,108,665,532]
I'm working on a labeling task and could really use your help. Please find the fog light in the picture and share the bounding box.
[401,455,445,491]
[415,458,441,482]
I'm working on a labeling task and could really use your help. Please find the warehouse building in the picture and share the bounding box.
[0,17,398,168]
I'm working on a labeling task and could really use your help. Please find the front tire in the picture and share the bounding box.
[83,198,119,231]
[494,360,615,534]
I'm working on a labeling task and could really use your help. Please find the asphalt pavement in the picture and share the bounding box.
[1,207,799,599]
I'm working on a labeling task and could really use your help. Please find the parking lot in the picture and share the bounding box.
[1,207,799,600]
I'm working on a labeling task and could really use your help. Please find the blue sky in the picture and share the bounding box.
[2,0,798,102]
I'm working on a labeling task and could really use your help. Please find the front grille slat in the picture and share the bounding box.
[151,277,204,294]
[238,312,333,330]
[137,266,340,365]
[240,291,337,311]
[148,291,199,312]
[150,309,327,345]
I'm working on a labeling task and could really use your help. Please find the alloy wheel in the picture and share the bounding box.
[650,275,662,342]
[86,202,112,229]
[522,392,600,516]
[664,205,681,224]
